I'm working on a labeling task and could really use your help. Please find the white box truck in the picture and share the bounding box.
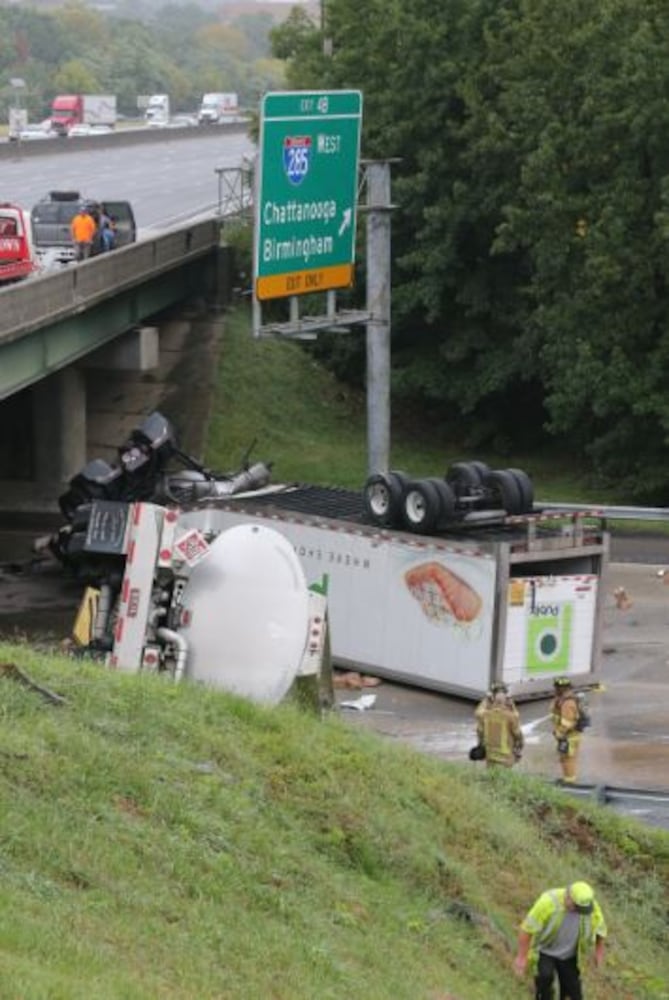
[179,485,608,702]
[197,92,239,124]
[145,94,170,127]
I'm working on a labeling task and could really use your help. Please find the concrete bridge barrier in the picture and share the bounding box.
[0,219,220,344]
[0,120,250,160]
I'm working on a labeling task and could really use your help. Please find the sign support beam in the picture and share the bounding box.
[365,160,392,476]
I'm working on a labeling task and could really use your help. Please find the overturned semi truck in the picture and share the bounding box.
[50,414,608,703]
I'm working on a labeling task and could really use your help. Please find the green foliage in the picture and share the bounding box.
[0,644,666,998]
[0,2,286,119]
[52,58,101,95]
[205,303,621,501]
[276,0,669,500]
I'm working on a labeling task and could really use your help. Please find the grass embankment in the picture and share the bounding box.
[0,647,667,1000]
[204,305,613,502]
[2,304,667,997]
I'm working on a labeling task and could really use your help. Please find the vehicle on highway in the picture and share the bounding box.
[14,123,57,142]
[197,92,239,125]
[168,115,198,128]
[0,203,38,284]
[144,94,169,127]
[30,190,137,264]
[50,94,117,136]
[67,123,114,138]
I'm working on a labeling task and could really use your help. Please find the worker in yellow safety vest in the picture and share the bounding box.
[551,676,582,784]
[474,681,524,767]
[514,881,607,1000]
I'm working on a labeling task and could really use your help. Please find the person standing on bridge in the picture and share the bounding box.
[514,881,607,999]
[473,681,524,767]
[98,206,117,252]
[70,206,97,261]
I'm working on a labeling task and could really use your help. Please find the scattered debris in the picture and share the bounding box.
[613,586,633,610]
[339,693,377,711]
[333,670,381,689]
[0,662,67,706]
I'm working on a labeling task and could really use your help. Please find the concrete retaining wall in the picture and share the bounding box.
[0,119,250,160]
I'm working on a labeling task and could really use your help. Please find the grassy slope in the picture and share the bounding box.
[0,645,667,1000]
[204,305,618,501]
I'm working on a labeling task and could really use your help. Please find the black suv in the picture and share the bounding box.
[31,190,137,264]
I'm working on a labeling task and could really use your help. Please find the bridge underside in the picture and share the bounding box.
[0,231,233,501]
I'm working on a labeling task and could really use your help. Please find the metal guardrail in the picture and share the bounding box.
[554,782,669,830]
[538,502,669,523]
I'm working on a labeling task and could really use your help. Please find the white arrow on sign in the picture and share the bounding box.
[338,208,352,237]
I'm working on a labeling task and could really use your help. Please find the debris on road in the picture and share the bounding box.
[613,586,633,610]
[339,693,377,712]
[333,670,382,690]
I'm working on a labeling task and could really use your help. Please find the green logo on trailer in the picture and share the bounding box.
[526,604,573,674]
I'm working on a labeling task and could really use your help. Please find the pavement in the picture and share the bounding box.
[336,562,669,794]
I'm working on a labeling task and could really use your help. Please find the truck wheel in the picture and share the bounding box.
[363,471,407,527]
[468,461,491,481]
[426,477,456,522]
[484,469,523,516]
[445,462,482,496]
[402,478,455,534]
[506,468,534,513]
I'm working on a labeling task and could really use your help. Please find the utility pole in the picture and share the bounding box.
[365,160,393,475]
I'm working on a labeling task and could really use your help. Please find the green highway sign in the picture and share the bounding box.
[255,90,363,301]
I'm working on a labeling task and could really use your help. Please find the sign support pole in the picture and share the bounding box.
[365,160,392,476]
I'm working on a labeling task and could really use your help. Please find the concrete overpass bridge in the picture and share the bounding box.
[0,218,230,506]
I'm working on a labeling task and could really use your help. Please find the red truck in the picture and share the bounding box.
[0,203,37,284]
[49,95,117,136]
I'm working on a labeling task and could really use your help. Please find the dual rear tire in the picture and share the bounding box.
[363,463,534,533]
[363,471,455,534]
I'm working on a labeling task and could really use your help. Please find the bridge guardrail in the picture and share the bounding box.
[0,218,220,343]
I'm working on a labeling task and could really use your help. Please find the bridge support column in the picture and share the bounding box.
[33,368,87,485]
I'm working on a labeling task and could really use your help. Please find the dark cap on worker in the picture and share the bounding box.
[553,676,572,688]
[490,681,508,694]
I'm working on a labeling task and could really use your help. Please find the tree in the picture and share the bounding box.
[52,58,101,96]
[273,0,669,494]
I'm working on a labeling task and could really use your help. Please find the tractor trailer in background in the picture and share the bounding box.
[50,95,117,135]
[145,94,170,126]
[197,92,239,124]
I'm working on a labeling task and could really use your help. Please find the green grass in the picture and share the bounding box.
[205,305,621,503]
[0,644,667,999]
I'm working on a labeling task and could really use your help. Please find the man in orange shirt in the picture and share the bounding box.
[70,207,97,261]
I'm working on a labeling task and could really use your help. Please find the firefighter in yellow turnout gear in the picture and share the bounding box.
[475,682,524,767]
[552,676,582,784]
